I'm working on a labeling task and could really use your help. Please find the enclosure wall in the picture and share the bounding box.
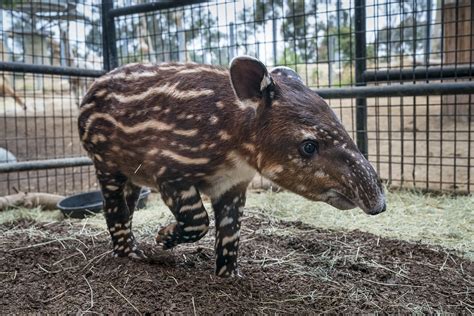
[1,0,473,195]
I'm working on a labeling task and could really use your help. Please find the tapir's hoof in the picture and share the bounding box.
[231,269,244,278]
[215,268,244,279]
[112,243,147,260]
[155,223,178,250]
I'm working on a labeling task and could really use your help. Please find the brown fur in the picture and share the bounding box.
[78,57,386,276]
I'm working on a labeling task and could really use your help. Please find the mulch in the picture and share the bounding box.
[0,213,472,314]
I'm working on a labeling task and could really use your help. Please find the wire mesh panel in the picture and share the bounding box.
[0,1,103,195]
[112,1,357,90]
[1,0,473,195]
[111,0,360,189]
[364,0,473,192]
[111,0,473,193]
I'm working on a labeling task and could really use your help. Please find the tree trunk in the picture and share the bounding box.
[442,0,473,123]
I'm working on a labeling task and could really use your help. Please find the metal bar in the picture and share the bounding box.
[101,0,112,72]
[102,0,118,70]
[363,65,474,82]
[317,82,474,99]
[424,0,432,65]
[108,0,210,18]
[0,157,93,173]
[0,61,105,77]
[355,0,368,157]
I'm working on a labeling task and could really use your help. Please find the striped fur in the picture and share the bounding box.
[78,57,386,277]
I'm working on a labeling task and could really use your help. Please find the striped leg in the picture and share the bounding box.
[156,182,209,249]
[97,171,145,259]
[212,183,247,277]
[124,182,142,224]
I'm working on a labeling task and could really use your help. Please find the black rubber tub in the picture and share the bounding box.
[57,188,151,219]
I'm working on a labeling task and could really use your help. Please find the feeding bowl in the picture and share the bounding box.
[57,188,151,219]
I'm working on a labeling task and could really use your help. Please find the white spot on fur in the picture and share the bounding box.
[242,143,256,153]
[193,212,208,220]
[161,149,210,165]
[315,170,328,178]
[104,82,214,103]
[176,67,228,75]
[179,200,203,212]
[219,217,234,228]
[235,100,259,111]
[183,224,208,232]
[90,134,107,144]
[148,148,159,156]
[218,130,231,141]
[217,266,227,276]
[94,154,103,162]
[209,115,219,124]
[221,231,240,246]
[181,186,197,199]
[173,128,198,137]
[106,185,119,191]
[81,112,177,141]
[112,228,130,237]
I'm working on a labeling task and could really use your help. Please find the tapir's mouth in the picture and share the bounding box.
[324,189,387,215]
[324,190,357,210]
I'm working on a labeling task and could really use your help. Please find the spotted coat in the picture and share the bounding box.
[78,56,386,277]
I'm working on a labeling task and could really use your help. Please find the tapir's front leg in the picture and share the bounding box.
[156,182,210,249]
[212,183,247,277]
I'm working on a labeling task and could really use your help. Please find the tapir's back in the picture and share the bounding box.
[78,62,249,186]
[79,62,235,131]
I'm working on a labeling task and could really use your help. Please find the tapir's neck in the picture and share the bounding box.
[226,99,262,171]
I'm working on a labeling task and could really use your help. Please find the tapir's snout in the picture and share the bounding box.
[322,148,387,216]
[364,194,387,215]
[352,168,387,216]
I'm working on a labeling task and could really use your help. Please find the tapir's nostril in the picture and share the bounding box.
[367,200,386,215]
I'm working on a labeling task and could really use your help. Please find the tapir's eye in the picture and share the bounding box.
[299,140,318,158]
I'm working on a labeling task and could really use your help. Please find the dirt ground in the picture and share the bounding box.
[0,212,472,314]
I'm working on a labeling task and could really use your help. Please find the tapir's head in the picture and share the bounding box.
[230,56,386,215]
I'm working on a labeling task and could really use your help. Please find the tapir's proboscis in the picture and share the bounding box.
[78,56,386,277]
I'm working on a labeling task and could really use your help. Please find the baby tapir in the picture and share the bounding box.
[78,56,386,277]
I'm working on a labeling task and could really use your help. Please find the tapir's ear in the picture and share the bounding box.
[229,56,275,102]
[270,66,303,83]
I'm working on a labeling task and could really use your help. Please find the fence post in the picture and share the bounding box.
[354,0,368,158]
[101,0,118,71]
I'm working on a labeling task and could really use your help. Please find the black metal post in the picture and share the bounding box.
[363,65,474,81]
[424,0,432,65]
[108,0,210,18]
[317,81,474,99]
[0,157,93,173]
[101,0,118,71]
[0,61,105,77]
[355,0,368,158]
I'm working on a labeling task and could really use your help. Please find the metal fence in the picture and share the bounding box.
[1,0,473,195]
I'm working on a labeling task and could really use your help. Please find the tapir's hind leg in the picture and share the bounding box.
[156,182,209,249]
[124,182,142,224]
[96,170,146,259]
